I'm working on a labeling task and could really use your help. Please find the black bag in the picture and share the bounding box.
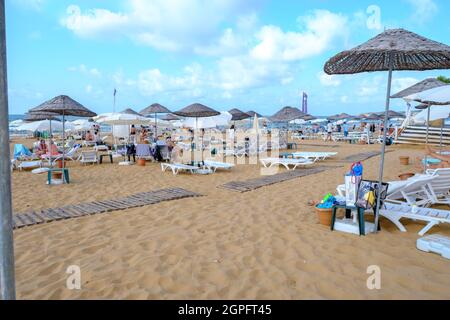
[356,180,389,210]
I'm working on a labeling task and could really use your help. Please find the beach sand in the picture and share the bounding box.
[9,138,450,299]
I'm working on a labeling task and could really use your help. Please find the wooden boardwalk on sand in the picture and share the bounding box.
[219,166,341,193]
[341,150,394,163]
[13,187,201,230]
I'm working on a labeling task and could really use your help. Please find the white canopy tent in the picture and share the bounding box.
[71,119,98,131]
[181,111,232,129]
[17,120,65,132]
[404,85,450,105]
[94,113,151,126]
[414,105,450,122]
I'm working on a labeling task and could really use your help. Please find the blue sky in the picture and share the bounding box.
[6,0,450,116]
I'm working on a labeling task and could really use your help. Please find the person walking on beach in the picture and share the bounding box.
[130,125,136,143]
[326,121,333,142]
[343,122,349,137]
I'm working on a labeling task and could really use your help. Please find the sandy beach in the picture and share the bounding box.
[9,138,450,299]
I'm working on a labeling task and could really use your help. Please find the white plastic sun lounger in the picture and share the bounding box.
[425,168,450,205]
[79,151,99,165]
[18,160,42,171]
[204,160,234,172]
[380,202,450,236]
[161,163,198,175]
[290,152,337,162]
[386,176,436,207]
[259,158,314,170]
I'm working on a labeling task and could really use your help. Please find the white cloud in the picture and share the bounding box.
[85,85,93,94]
[61,0,256,52]
[357,75,384,97]
[250,10,348,62]
[136,63,205,97]
[68,64,102,77]
[318,71,341,87]
[340,96,349,103]
[406,0,438,24]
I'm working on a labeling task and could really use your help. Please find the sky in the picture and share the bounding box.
[6,0,450,116]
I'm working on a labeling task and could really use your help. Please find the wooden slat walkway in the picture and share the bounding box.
[341,150,394,163]
[13,187,201,230]
[342,151,381,163]
[219,166,340,193]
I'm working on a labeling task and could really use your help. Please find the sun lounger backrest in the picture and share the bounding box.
[426,169,450,193]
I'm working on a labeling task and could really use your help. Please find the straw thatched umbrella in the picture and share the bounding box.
[120,108,142,116]
[246,110,262,118]
[140,103,171,139]
[229,108,251,121]
[161,114,180,121]
[174,103,220,163]
[270,106,307,145]
[302,114,317,121]
[324,28,450,232]
[29,95,97,179]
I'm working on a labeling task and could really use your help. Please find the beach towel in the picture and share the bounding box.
[14,144,32,159]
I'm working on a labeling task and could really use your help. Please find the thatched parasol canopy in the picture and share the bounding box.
[324,29,450,75]
[29,95,96,117]
[391,78,447,98]
[24,112,60,122]
[229,108,251,121]
[375,110,404,118]
[246,110,262,118]
[140,103,171,116]
[270,106,306,122]
[174,103,220,118]
[362,113,382,120]
[120,108,142,116]
[302,114,317,121]
[161,114,180,121]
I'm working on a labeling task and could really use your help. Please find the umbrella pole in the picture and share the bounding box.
[62,111,66,183]
[424,105,431,173]
[0,0,16,298]
[48,119,52,167]
[154,113,157,141]
[440,119,444,152]
[373,54,393,234]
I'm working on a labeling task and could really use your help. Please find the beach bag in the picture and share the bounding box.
[345,175,362,206]
[356,180,389,210]
[345,162,363,206]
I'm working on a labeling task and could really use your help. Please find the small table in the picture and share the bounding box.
[331,204,380,236]
[47,168,70,185]
[287,142,298,150]
[99,153,113,164]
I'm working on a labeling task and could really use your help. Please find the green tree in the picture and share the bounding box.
[437,75,450,84]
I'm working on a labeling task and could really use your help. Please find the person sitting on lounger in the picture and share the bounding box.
[424,145,450,168]
[35,139,48,156]
[85,130,94,142]
[414,145,450,169]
